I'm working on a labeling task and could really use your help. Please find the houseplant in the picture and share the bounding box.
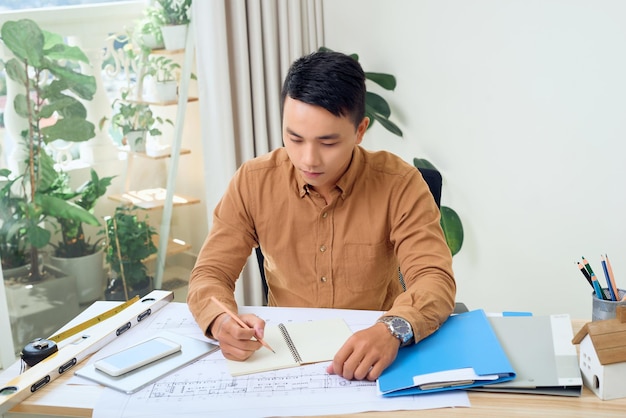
[0,19,101,281]
[319,47,402,137]
[413,158,464,256]
[135,6,166,50]
[104,205,158,301]
[320,47,464,255]
[48,169,115,303]
[155,0,192,50]
[0,168,28,273]
[101,90,172,152]
[143,55,180,102]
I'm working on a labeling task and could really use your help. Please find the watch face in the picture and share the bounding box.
[391,317,410,335]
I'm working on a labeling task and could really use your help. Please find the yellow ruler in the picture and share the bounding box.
[0,290,174,416]
[48,295,140,344]
[19,295,142,367]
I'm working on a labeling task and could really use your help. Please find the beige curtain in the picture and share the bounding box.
[192,0,324,305]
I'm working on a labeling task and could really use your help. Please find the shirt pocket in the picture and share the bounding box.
[340,241,395,292]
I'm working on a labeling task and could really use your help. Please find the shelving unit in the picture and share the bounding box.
[107,18,198,290]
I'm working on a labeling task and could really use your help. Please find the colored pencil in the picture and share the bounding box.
[604,254,621,301]
[577,262,593,288]
[210,296,275,353]
[590,273,605,300]
[583,257,607,300]
[600,256,617,301]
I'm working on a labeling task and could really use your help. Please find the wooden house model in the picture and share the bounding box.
[572,306,626,400]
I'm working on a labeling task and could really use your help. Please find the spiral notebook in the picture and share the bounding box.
[226,317,353,376]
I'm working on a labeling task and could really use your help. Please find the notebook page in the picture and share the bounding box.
[285,318,353,364]
[226,325,295,376]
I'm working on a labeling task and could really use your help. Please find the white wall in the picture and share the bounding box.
[323,0,626,319]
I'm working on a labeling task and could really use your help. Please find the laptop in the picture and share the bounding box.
[472,314,583,396]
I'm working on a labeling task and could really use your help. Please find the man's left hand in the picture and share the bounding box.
[326,322,400,381]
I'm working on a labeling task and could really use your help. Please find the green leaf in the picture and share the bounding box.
[44,42,90,63]
[41,94,87,119]
[413,158,439,171]
[42,29,64,50]
[41,118,95,143]
[36,194,100,226]
[13,94,32,119]
[0,19,45,67]
[28,224,51,249]
[440,206,464,256]
[372,115,403,137]
[4,58,28,85]
[36,149,59,192]
[365,72,396,90]
[366,91,391,118]
[46,62,96,100]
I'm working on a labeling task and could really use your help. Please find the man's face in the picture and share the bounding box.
[283,97,369,197]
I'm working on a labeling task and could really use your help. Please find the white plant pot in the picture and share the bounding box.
[49,249,106,305]
[141,33,164,50]
[161,24,188,51]
[154,80,178,102]
[126,130,147,153]
[5,264,79,356]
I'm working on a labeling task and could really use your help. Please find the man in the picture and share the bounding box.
[188,50,456,381]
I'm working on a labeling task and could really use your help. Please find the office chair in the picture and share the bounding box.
[255,167,467,312]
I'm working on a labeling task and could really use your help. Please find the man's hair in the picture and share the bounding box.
[280,50,366,129]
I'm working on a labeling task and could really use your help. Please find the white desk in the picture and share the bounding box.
[2,302,626,417]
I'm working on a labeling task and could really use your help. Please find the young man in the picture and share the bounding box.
[188,51,456,381]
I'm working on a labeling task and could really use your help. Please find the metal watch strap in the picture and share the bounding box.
[377,316,414,347]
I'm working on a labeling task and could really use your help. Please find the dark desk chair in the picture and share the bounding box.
[255,167,467,312]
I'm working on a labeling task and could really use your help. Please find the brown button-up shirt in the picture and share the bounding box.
[188,146,456,343]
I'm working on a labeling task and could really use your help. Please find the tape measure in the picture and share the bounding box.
[20,296,140,367]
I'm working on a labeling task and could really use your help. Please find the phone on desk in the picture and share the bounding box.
[94,337,182,377]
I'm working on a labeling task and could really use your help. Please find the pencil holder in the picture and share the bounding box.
[592,289,626,321]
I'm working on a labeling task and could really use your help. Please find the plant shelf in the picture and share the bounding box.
[108,187,200,210]
[144,237,191,262]
[120,146,191,159]
[127,96,198,106]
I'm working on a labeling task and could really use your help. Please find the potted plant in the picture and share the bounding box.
[0,19,101,282]
[0,168,28,275]
[143,55,180,102]
[320,47,464,255]
[135,6,166,51]
[100,90,172,153]
[319,47,403,137]
[104,206,158,301]
[155,0,192,50]
[47,169,115,303]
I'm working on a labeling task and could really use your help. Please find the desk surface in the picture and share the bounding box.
[3,314,626,418]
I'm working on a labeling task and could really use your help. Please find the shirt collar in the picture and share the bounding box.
[295,146,364,200]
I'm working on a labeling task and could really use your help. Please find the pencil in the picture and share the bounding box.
[601,255,617,301]
[210,296,275,353]
[583,257,607,300]
[590,273,605,300]
[577,262,593,288]
[604,254,621,301]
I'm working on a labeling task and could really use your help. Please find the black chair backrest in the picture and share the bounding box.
[417,167,442,208]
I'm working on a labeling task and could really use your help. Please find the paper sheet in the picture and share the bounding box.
[75,303,469,417]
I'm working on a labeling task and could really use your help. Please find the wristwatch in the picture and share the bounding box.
[377,316,414,347]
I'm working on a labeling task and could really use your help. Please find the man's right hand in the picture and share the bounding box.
[210,312,266,361]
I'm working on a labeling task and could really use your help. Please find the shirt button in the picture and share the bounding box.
[320,276,327,283]
[322,212,328,218]
[320,245,327,252]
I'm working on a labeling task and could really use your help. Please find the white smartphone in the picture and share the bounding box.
[94,337,182,377]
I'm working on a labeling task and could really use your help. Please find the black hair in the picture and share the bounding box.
[280,50,366,129]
